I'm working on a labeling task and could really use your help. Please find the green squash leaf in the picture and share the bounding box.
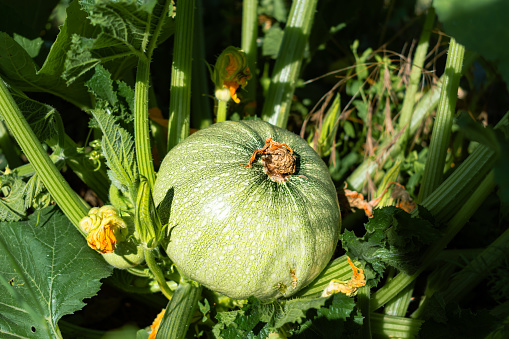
[85,65,135,137]
[12,34,44,58]
[92,108,138,194]
[6,92,59,142]
[0,207,113,338]
[213,298,267,338]
[86,64,118,107]
[260,297,328,329]
[290,293,357,337]
[37,0,100,81]
[434,0,509,91]
[0,173,26,221]
[0,31,92,109]
[341,206,441,282]
[64,0,174,83]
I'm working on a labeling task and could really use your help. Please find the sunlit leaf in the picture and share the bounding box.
[0,32,92,108]
[0,207,113,338]
[92,108,138,193]
[64,0,174,83]
[0,173,26,221]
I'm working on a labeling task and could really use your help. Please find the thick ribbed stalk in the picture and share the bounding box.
[398,8,435,145]
[261,0,318,128]
[370,313,424,338]
[167,0,195,150]
[156,281,202,339]
[135,57,155,188]
[384,281,415,317]
[418,38,465,201]
[134,0,170,187]
[0,78,88,232]
[357,286,372,338]
[241,0,258,106]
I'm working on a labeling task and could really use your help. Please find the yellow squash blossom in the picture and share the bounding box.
[211,46,251,103]
[79,205,128,254]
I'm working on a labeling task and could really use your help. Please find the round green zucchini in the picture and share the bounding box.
[153,120,340,300]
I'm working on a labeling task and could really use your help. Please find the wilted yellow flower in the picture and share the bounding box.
[211,46,251,103]
[321,257,366,297]
[79,205,128,254]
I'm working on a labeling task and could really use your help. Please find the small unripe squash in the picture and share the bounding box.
[153,121,340,300]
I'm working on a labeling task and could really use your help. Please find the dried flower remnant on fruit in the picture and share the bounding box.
[321,257,366,297]
[211,46,251,103]
[290,268,298,289]
[79,205,128,254]
[148,308,165,339]
[242,138,296,183]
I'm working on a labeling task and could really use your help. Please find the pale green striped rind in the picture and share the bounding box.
[153,120,340,300]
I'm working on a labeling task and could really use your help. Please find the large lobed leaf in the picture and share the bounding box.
[0,0,96,108]
[0,31,92,109]
[341,206,441,283]
[64,0,174,83]
[0,207,112,338]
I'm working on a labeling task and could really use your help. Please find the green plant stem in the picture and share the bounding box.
[418,38,465,201]
[241,0,258,106]
[0,78,88,232]
[418,109,508,223]
[260,0,318,128]
[216,100,228,122]
[370,313,424,339]
[167,0,195,150]
[144,249,173,300]
[133,0,170,186]
[397,7,435,146]
[156,280,202,339]
[135,57,156,188]
[191,0,213,130]
[384,281,415,316]
[357,286,372,338]
[370,170,496,311]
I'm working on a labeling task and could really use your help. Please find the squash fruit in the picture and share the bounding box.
[153,120,340,300]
